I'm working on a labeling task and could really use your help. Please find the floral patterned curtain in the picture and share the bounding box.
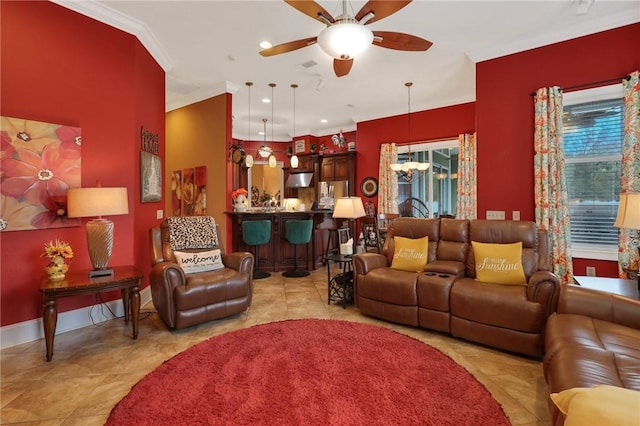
[378,143,398,214]
[456,133,477,219]
[619,71,640,276]
[534,87,574,284]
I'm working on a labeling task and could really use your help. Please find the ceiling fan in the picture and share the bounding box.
[259,0,432,77]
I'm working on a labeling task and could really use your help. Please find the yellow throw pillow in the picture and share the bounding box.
[391,236,429,272]
[551,385,640,426]
[472,241,526,285]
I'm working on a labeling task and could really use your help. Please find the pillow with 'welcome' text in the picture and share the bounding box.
[472,241,526,285]
[391,236,429,272]
[174,249,224,274]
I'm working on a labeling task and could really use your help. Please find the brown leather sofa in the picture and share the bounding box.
[353,218,561,357]
[149,217,254,329]
[543,285,640,425]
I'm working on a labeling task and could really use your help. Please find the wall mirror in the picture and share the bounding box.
[247,161,284,208]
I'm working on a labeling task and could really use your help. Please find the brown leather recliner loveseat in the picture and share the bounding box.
[353,218,561,357]
[543,285,640,425]
[149,216,254,329]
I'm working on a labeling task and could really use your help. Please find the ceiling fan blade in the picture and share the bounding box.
[372,31,433,51]
[259,37,317,57]
[285,0,334,24]
[355,0,412,25]
[333,58,353,77]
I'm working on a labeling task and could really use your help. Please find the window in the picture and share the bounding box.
[396,139,458,218]
[563,85,623,260]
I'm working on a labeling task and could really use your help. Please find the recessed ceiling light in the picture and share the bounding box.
[320,119,328,123]
[262,98,271,103]
[260,41,272,49]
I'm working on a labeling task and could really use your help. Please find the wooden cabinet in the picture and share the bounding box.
[320,152,356,193]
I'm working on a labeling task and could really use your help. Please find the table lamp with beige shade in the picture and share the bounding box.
[333,196,366,256]
[67,185,129,277]
[614,191,640,288]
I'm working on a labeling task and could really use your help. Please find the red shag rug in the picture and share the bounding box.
[107,319,510,425]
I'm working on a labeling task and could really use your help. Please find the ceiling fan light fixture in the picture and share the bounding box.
[317,22,373,59]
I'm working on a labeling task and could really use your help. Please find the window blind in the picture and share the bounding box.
[563,98,623,245]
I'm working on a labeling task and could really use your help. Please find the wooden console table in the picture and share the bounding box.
[39,265,142,361]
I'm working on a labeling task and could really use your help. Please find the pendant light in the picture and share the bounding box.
[389,82,430,182]
[290,83,299,169]
[245,82,254,168]
[268,83,277,168]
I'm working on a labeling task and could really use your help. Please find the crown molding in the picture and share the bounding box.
[468,11,640,63]
[52,0,174,72]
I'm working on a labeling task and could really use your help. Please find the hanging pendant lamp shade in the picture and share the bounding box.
[245,82,254,168]
[291,83,299,169]
[269,83,277,168]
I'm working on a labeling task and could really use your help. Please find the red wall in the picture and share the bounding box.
[0,1,165,326]
[476,23,640,276]
[356,103,476,204]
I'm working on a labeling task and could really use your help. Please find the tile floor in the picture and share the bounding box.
[1,268,551,425]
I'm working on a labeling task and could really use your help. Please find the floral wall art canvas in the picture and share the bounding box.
[171,170,182,216]
[0,116,81,232]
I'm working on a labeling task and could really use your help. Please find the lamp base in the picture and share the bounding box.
[86,218,114,270]
[89,268,114,278]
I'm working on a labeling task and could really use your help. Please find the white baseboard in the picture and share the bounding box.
[0,286,152,350]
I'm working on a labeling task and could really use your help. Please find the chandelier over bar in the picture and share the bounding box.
[389,82,430,182]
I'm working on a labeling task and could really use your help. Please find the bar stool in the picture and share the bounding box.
[282,219,313,278]
[242,220,272,279]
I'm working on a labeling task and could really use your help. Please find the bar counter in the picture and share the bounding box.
[226,210,339,272]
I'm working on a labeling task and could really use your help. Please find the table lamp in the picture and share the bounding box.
[614,191,640,288]
[333,196,366,255]
[67,186,129,277]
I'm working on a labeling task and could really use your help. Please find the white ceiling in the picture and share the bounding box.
[55,0,639,141]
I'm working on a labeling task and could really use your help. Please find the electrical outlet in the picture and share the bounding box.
[486,210,505,220]
[586,266,596,277]
[512,211,520,221]
[156,209,164,220]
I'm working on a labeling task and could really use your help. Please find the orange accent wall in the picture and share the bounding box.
[0,1,165,325]
[476,23,640,277]
[165,95,229,245]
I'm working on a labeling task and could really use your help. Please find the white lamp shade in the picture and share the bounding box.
[614,192,640,229]
[417,163,431,171]
[67,187,129,218]
[245,154,254,168]
[333,197,366,219]
[268,155,277,168]
[291,155,299,168]
[317,23,373,59]
[390,163,402,171]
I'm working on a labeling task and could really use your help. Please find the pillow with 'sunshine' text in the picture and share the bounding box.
[391,236,429,272]
[472,241,526,285]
